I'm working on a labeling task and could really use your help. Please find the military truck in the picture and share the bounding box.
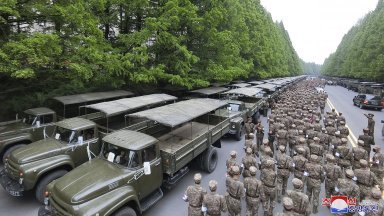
[224,87,266,118]
[0,94,176,203]
[0,90,133,162]
[38,98,229,216]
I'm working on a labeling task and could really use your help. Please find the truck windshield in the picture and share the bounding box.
[102,143,139,168]
[22,113,38,126]
[55,127,78,144]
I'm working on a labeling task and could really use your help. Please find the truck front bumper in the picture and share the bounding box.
[38,206,53,216]
[228,129,238,134]
[0,169,24,196]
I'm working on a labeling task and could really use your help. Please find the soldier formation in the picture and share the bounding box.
[184,79,384,215]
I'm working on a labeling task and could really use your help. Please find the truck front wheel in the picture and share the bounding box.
[35,170,68,203]
[113,207,137,216]
[202,147,218,173]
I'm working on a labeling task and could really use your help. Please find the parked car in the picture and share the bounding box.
[353,94,383,111]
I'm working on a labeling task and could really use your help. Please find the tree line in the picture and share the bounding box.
[0,0,302,118]
[321,0,384,82]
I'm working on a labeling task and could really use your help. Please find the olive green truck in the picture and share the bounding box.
[0,90,133,162]
[38,98,229,216]
[0,94,177,203]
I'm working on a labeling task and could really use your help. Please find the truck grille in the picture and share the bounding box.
[5,161,19,181]
[50,196,71,216]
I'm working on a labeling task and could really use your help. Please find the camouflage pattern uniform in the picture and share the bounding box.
[202,180,227,216]
[260,158,277,216]
[364,113,375,137]
[336,113,345,129]
[277,127,289,149]
[286,178,310,216]
[352,140,369,170]
[358,128,375,157]
[354,159,383,201]
[309,137,324,161]
[184,173,206,216]
[244,166,264,216]
[370,146,384,180]
[226,151,238,174]
[330,131,342,155]
[288,124,299,157]
[244,117,255,137]
[335,138,353,171]
[293,147,308,183]
[276,197,301,216]
[244,133,254,151]
[276,145,293,203]
[317,127,330,150]
[338,121,349,138]
[304,155,325,214]
[242,147,257,178]
[335,169,360,204]
[225,166,245,216]
[323,154,342,198]
[255,122,264,151]
[361,188,384,216]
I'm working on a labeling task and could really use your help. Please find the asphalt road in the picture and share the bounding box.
[0,84,382,216]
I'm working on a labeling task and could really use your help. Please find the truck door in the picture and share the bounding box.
[136,145,162,199]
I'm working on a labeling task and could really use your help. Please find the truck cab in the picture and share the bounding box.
[39,130,163,216]
[0,107,57,161]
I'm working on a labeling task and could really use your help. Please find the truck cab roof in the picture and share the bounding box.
[103,130,158,151]
[24,107,55,116]
[55,117,96,130]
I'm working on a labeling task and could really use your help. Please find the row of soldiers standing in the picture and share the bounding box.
[184,79,384,215]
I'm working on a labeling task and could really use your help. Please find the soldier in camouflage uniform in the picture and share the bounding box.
[277,125,289,150]
[304,154,325,214]
[226,151,238,175]
[358,128,375,157]
[323,154,342,198]
[276,197,300,216]
[260,146,274,170]
[305,124,316,145]
[360,188,384,216]
[244,166,264,216]
[184,173,206,216]
[364,113,375,138]
[352,140,369,170]
[318,127,330,151]
[335,138,353,171]
[225,166,245,216]
[354,159,383,201]
[338,121,349,138]
[276,145,294,203]
[255,121,264,151]
[244,133,254,151]
[313,118,322,135]
[288,124,299,157]
[293,147,308,185]
[370,146,384,180]
[242,147,257,178]
[244,117,255,138]
[335,169,360,203]
[309,137,324,161]
[286,178,310,216]
[202,180,227,216]
[336,113,345,129]
[260,158,277,216]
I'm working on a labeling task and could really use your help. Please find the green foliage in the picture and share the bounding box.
[322,0,384,82]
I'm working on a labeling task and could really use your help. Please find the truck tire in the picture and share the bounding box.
[113,207,137,216]
[35,170,68,203]
[2,144,26,163]
[235,125,243,141]
[202,147,218,173]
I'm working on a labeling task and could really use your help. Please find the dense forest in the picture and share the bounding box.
[0,0,302,117]
[301,60,322,75]
[321,0,384,81]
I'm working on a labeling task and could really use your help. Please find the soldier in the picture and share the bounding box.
[318,127,330,150]
[276,126,289,149]
[309,137,324,161]
[330,131,342,155]
[358,128,375,157]
[276,145,294,203]
[323,154,342,198]
[242,147,257,178]
[286,178,310,216]
[354,159,383,201]
[295,137,310,159]
[335,138,353,171]
[360,188,384,216]
[255,121,264,151]
[260,158,277,216]
[306,124,316,145]
[244,166,264,216]
[244,133,254,151]
[352,140,369,170]
[244,117,254,137]
[225,166,245,216]
[319,98,325,114]
[313,118,322,134]
[338,121,349,139]
[276,197,300,216]
[184,173,206,216]
[335,169,360,203]
[202,180,227,216]
[226,151,238,175]
[370,146,384,180]
[364,113,375,138]
[288,124,299,157]
[336,112,345,129]
[260,146,274,170]
[304,154,325,214]
[293,147,308,184]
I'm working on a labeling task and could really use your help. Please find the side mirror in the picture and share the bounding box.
[144,162,151,175]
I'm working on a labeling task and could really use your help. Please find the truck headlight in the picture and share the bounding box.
[232,125,235,129]
[44,191,49,206]
[19,172,24,185]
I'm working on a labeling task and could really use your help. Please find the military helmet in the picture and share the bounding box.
[262,139,269,145]
[283,197,294,210]
[371,188,381,199]
[335,131,340,136]
[246,147,253,154]
[291,124,296,128]
[321,127,326,131]
[299,137,306,144]
[231,165,241,175]
[345,169,354,179]
[373,146,381,151]
[194,173,202,183]
[359,159,368,168]
[249,166,257,176]
[340,121,345,125]
[313,137,320,142]
[341,138,348,144]
[230,150,237,157]
[367,113,374,118]
[292,178,303,189]
[357,140,364,146]
[209,180,218,191]
[310,154,318,162]
[363,128,369,133]
[326,154,335,162]
[265,159,275,168]
[278,145,286,152]
[296,147,305,154]
[248,133,255,139]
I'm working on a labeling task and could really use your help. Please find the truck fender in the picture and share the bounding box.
[0,133,32,154]
[231,116,244,124]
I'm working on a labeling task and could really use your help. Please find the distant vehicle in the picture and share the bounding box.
[381,120,384,136]
[327,81,333,85]
[353,94,383,111]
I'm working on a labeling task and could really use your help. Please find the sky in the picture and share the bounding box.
[260,0,378,65]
